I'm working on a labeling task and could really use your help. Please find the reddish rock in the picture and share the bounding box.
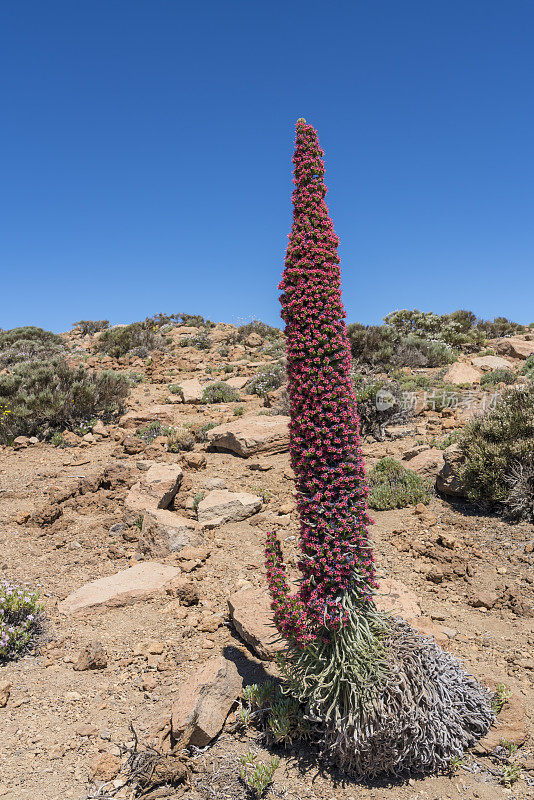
[171,656,242,746]
[137,509,203,558]
[125,463,183,514]
[207,415,289,457]
[228,588,285,660]
[58,562,180,615]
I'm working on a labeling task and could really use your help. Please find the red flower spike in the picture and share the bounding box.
[265,120,377,647]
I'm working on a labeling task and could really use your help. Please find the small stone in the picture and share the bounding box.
[75,723,98,736]
[91,752,122,781]
[74,640,108,671]
[0,681,12,707]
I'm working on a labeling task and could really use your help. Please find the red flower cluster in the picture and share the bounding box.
[266,119,377,647]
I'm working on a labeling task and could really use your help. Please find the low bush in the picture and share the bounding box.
[367,457,431,510]
[97,322,167,358]
[167,428,195,452]
[178,313,214,328]
[237,320,281,342]
[0,358,129,443]
[179,332,211,350]
[246,363,285,397]
[353,375,411,440]
[480,368,516,386]
[0,326,65,367]
[168,383,184,398]
[392,335,456,368]
[136,421,171,444]
[72,320,109,335]
[201,382,239,404]
[476,316,526,339]
[521,355,534,381]
[346,324,399,367]
[458,385,534,520]
[0,581,43,660]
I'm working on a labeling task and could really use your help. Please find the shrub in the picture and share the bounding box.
[239,752,280,798]
[179,332,211,350]
[347,324,399,366]
[392,335,456,368]
[167,428,195,452]
[246,363,285,397]
[476,316,525,339]
[168,383,184,398]
[353,375,410,440]
[0,581,43,660]
[189,421,218,442]
[521,355,534,380]
[0,326,65,367]
[384,309,485,350]
[97,322,167,358]
[136,421,171,444]
[0,358,129,443]
[480,368,516,386]
[73,320,109,335]
[178,313,214,328]
[201,381,239,403]
[237,320,281,342]
[458,385,534,520]
[367,458,431,510]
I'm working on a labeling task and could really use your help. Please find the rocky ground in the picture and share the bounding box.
[0,322,533,800]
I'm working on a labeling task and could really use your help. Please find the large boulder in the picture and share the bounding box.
[494,337,534,360]
[137,509,203,558]
[58,562,180,614]
[207,415,290,457]
[171,656,242,746]
[436,444,466,498]
[471,355,514,371]
[375,578,422,620]
[405,448,445,479]
[197,490,262,528]
[443,362,481,385]
[125,464,183,514]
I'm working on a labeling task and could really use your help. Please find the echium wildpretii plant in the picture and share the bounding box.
[265,119,494,777]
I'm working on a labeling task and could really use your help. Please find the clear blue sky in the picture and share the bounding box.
[1,1,533,332]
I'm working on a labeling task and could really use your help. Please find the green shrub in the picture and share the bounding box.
[476,316,526,339]
[168,383,184,398]
[353,376,411,440]
[347,324,399,366]
[0,326,65,367]
[73,320,109,335]
[0,358,129,443]
[392,335,456,368]
[458,385,534,520]
[167,428,195,452]
[179,332,211,350]
[190,421,218,442]
[521,355,534,380]
[237,320,281,342]
[201,381,239,403]
[0,581,43,660]
[480,368,516,386]
[239,752,280,798]
[367,457,431,510]
[136,421,172,444]
[97,322,167,358]
[246,363,285,397]
[383,308,485,350]
[178,313,214,328]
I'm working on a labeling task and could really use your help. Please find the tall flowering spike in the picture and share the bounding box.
[266,119,377,645]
